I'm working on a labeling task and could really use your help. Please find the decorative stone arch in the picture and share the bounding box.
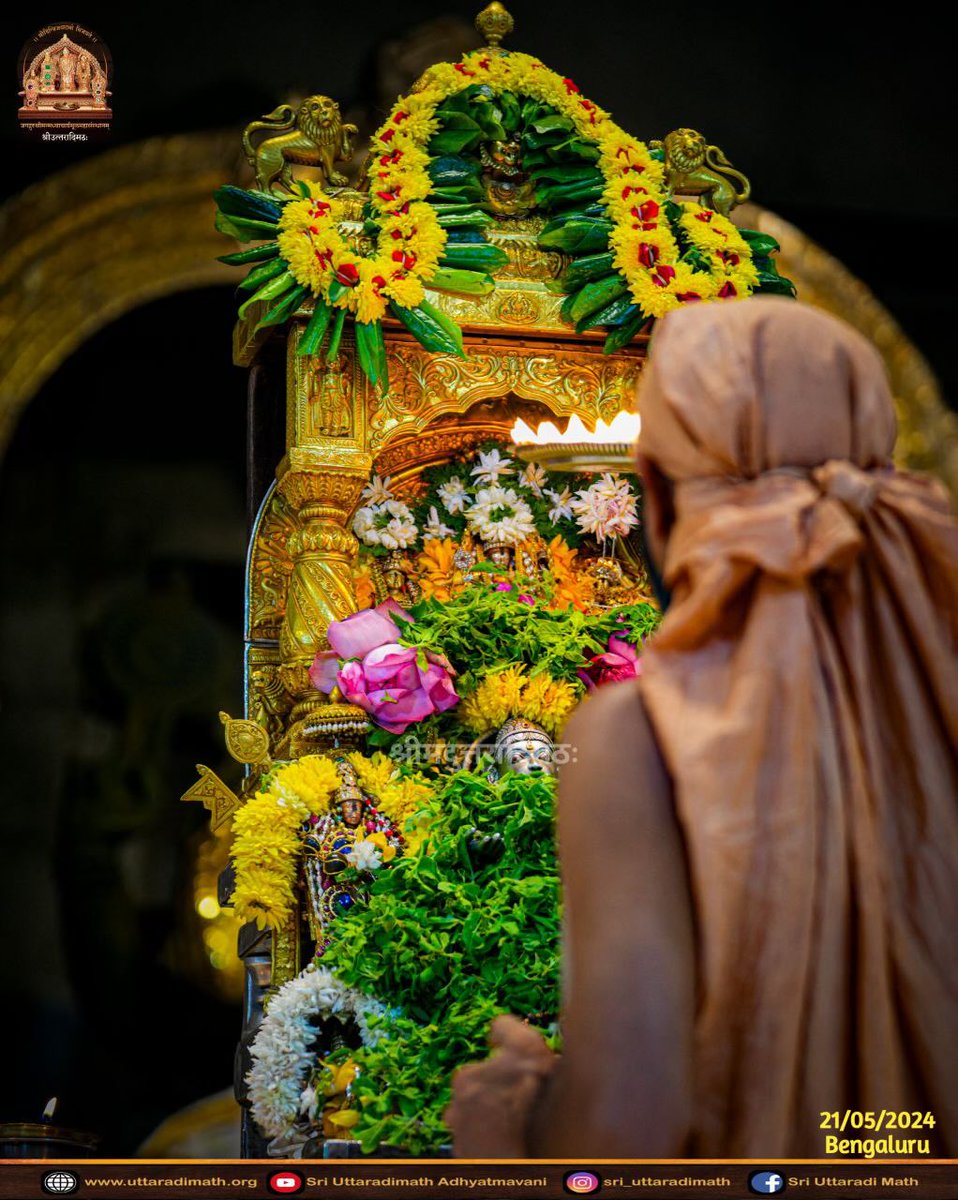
[0,133,954,494]
[0,130,239,457]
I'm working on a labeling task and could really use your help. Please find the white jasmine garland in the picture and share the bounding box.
[470,448,514,485]
[361,474,394,505]
[466,486,536,546]
[247,964,388,1139]
[546,486,574,524]
[437,476,469,515]
[423,505,455,541]
[346,840,384,872]
[519,462,547,497]
[352,506,378,541]
[352,499,418,549]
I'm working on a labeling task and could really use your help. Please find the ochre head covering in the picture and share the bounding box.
[636,297,958,1156]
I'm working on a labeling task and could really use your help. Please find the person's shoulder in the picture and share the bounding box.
[563,678,656,757]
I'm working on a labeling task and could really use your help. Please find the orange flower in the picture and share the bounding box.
[417,537,464,601]
[354,564,378,610]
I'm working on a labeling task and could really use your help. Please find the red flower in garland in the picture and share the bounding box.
[563,77,581,94]
[718,281,738,298]
[651,264,677,288]
[638,242,658,269]
[309,200,331,218]
[392,250,417,270]
[335,262,360,287]
[676,291,703,303]
[695,210,713,224]
[635,199,660,223]
[717,250,740,267]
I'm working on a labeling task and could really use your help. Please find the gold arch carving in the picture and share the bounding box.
[0,133,953,497]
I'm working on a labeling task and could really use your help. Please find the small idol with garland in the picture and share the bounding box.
[300,758,404,950]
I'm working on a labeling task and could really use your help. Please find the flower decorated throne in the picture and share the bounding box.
[201,0,793,1156]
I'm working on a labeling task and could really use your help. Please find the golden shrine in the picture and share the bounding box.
[195,1,797,1156]
[19,33,111,121]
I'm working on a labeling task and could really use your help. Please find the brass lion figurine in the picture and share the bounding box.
[242,95,358,194]
[651,128,751,217]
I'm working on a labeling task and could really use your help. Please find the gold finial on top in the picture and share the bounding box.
[476,2,514,49]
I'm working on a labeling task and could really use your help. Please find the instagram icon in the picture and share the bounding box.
[564,1170,602,1194]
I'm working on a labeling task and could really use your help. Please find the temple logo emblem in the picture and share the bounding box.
[17,23,112,138]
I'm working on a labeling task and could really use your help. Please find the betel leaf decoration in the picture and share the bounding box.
[214,50,795,385]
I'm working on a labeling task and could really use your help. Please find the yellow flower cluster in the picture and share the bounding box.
[460,666,580,738]
[278,48,758,331]
[345,750,434,829]
[277,155,446,324]
[230,755,342,930]
[416,537,468,602]
[316,1058,360,1139]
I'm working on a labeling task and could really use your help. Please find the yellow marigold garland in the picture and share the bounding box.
[276,50,759,328]
[231,753,435,929]
[231,755,341,930]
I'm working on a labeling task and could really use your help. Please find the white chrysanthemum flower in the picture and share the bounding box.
[546,487,574,523]
[571,475,638,542]
[437,476,469,514]
[361,474,394,505]
[423,505,455,541]
[470,448,514,485]
[466,485,536,546]
[346,839,384,871]
[519,463,547,497]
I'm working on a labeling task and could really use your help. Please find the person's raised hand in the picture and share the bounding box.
[445,1015,556,1158]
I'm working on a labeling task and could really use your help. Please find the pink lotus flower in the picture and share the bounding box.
[577,634,642,691]
[309,602,458,734]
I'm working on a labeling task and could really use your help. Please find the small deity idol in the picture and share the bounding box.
[493,717,556,777]
[58,46,77,92]
[39,50,56,92]
[76,54,92,93]
[300,758,402,948]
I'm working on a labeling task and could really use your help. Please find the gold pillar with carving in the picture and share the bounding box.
[275,330,373,756]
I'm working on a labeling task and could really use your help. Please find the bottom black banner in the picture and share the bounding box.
[1,1160,956,1200]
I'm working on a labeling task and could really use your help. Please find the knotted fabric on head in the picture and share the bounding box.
[636,298,958,1157]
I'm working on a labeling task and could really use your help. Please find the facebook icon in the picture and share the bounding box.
[748,1170,786,1195]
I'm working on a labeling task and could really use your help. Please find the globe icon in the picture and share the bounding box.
[42,1170,78,1195]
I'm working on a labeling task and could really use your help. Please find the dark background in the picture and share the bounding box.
[0,1,953,1155]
